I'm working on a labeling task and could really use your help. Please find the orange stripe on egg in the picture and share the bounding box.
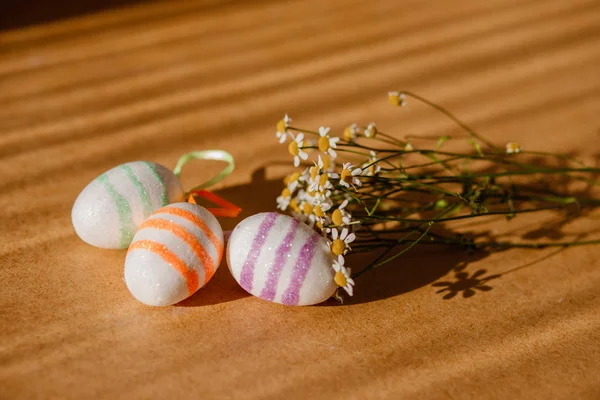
[140,218,215,282]
[128,239,200,294]
[161,206,223,264]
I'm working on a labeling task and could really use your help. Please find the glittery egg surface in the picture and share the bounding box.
[124,203,224,306]
[227,212,337,306]
[72,161,184,249]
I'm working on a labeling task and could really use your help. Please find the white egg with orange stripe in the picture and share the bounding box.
[124,203,224,306]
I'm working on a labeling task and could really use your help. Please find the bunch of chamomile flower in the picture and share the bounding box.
[275,92,600,300]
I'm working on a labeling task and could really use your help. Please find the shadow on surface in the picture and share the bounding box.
[0,0,243,31]
[177,166,281,306]
[2,0,146,30]
[179,153,600,306]
[346,246,493,304]
[177,259,249,306]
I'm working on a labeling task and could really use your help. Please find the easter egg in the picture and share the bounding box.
[227,212,337,306]
[72,161,184,249]
[124,203,224,306]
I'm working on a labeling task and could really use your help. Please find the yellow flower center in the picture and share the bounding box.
[314,205,324,217]
[288,141,299,156]
[404,143,414,152]
[334,270,347,287]
[388,91,401,106]
[290,198,300,212]
[322,155,331,170]
[276,119,287,133]
[344,126,354,141]
[332,209,343,226]
[281,188,291,198]
[284,172,300,185]
[302,202,313,215]
[318,174,328,190]
[331,239,345,256]
[365,126,377,138]
[369,164,376,175]
[506,142,521,153]
[316,220,324,230]
[310,165,319,182]
[341,169,352,184]
[318,136,330,152]
[307,189,316,197]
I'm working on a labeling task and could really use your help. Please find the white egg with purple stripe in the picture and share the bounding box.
[125,203,224,306]
[226,212,337,306]
[72,161,184,249]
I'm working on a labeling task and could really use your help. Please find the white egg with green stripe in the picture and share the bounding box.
[72,161,185,249]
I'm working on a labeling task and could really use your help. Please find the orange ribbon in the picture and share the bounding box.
[187,190,242,218]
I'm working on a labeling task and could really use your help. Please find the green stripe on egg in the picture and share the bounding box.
[120,164,153,218]
[143,161,169,206]
[97,173,134,249]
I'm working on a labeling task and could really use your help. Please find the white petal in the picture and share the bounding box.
[294,157,300,167]
[345,233,356,243]
[341,227,348,239]
[299,151,308,160]
[344,285,353,296]
[296,133,304,142]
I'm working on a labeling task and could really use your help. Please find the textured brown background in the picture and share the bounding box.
[1,0,600,398]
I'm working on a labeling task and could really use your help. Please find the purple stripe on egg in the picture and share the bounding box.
[281,233,319,306]
[259,218,299,301]
[239,213,278,292]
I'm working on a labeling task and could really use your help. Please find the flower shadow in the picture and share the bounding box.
[432,269,500,300]
[340,246,493,305]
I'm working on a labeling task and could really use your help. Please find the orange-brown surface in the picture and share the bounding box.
[2,0,600,398]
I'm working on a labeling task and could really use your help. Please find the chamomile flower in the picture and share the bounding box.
[308,156,335,193]
[317,126,339,158]
[364,122,377,138]
[312,200,332,230]
[344,123,359,141]
[276,188,292,210]
[505,142,521,154]
[332,256,354,296]
[362,150,381,176]
[388,91,406,107]
[404,142,414,152]
[321,153,336,172]
[289,197,300,213]
[309,156,325,184]
[331,199,352,226]
[288,133,308,167]
[329,227,356,256]
[276,114,291,143]
[283,171,302,193]
[309,173,334,193]
[333,162,362,189]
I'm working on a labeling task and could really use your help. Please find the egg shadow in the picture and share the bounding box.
[177,167,281,306]
[177,260,249,307]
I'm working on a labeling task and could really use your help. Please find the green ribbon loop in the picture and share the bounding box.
[173,150,235,192]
